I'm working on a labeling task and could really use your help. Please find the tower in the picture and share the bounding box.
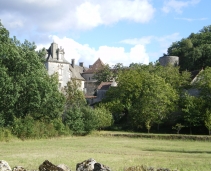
[159,56,179,66]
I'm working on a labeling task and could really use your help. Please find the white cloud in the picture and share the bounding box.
[120,33,181,61]
[100,0,155,24]
[76,2,102,29]
[174,17,208,21]
[37,36,149,67]
[120,36,154,45]
[0,0,155,33]
[121,33,180,47]
[162,0,200,13]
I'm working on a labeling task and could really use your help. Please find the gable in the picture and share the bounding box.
[84,58,104,74]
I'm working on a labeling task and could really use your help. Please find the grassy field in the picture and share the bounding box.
[1,132,211,171]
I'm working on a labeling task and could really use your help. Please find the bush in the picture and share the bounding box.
[0,127,12,142]
[63,104,114,135]
[12,115,71,139]
[94,106,113,130]
[64,105,98,135]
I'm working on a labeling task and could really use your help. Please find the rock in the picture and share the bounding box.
[93,163,111,171]
[39,160,64,171]
[57,164,71,171]
[76,158,111,171]
[12,166,26,171]
[0,160,12,171]
[76,158,96,171]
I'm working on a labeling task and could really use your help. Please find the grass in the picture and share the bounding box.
[1,131,211,171]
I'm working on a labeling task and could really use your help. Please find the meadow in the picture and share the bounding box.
[1,132,211,171]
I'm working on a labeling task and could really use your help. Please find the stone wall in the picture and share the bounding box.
[159,56,179,66]
[84,82,98,96]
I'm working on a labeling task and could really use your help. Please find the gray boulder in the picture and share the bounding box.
[39,160,64,171]
[12,166,26,171]
[0,160,12,171]
[76,158,111,171]
[57,164,71,171]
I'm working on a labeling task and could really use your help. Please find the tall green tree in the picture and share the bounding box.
[93,64,113,84]
[130,73,178,132]
[167,25,211,71]
[0,22,65,125]
[204,109,211,135]
[64,79,86,108]
[181,93,202,134]
[193,67,211,134]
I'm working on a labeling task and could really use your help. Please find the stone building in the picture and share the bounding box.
[45,43,110,101]
[159,55,179,66]
[45,42,85,91]
[82,58,105,96]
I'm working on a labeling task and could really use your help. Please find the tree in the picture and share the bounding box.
[193,67,211,135]
[93,64,113,84]
[64,79,86,108]
[204,109,211,135]
[129,73,178,131]
[36,47,47,63]
[172,123,185,134]
[0,21,65,125]
[64,104,98,135]
[167,25,211,71]
[153,65,191,91]
[94,105,113,130]
[102,64,181,131]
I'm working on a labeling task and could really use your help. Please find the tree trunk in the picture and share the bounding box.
[189,125,192,135]
[157,123,160,132]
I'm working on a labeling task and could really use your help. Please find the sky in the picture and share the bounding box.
[0,0,210,67]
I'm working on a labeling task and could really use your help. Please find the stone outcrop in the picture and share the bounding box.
[12,166,26,171]
[0,160,12,171]
[57,164,71,171]
[1,159,112,171]
[76,158,111,171]
[93,163,111,171]
[39,160,65,171]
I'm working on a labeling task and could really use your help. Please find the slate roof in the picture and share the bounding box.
[84,58,104,74]
[69,65,85,81]
[190,69,203,84]
[97,82,112,90]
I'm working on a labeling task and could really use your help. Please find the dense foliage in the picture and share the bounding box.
[100,64,191,132]
[167,25,211,71]
[2,21,211,140]
[0,22,114,140]
[0,22,65,127]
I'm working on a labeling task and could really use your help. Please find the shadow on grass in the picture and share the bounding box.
[143,149,211,154]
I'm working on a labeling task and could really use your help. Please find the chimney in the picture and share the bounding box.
[79,62,83,67]
[71,59,75,68]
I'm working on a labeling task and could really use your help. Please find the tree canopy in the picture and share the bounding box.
[0,22,65,126]
[167,25,211,71]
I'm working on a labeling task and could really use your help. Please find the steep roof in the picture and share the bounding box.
[84,58,104,74]
[69,65,85,81]
[97,82,112,90]
[190,69,203,84]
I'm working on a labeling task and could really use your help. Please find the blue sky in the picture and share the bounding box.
[0,0,210,67]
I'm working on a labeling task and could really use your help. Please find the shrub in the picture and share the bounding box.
[94,106,113,130]
[64,105,85,135]
[0,127,12,142]
[12,115,71,139]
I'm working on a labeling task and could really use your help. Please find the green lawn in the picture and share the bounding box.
[1,132,211,171]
